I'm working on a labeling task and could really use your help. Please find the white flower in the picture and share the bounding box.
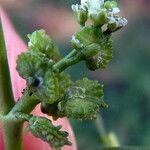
[118,18,128,27]
[81,0,104,8]
[112,7,120,14]
[88,0,104,15]
[81,0,88,5]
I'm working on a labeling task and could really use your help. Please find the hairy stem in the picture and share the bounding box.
[3,89,40,150]
[0,21,15,114]
[3,120,23,150]
[52,49,83,73]
[9,89,40,115]
[52,45,99,73]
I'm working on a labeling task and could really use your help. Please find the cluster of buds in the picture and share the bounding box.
[71,0,127,71]
[72,0,128,32]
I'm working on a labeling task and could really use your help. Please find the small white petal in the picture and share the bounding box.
[81,0,104,6]
[99,0,104,5]
[101,24,108,32]
[112,8,120,14]
[81,0,88,5]
[108,16,116,24]
[81,0,89,7]
[119,18,128,26]
[88,0,104,14]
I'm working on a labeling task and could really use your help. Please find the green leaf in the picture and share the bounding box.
[61,78,107,120]
[16,50,50,80]
[27,29,61,60]
[57,72,73,98]
[104,1,118,9]
[71,26,113,70]
[86,34,113,70]
[17,49,73,104]
[32,70,59,104]
[29,116,71,150]
[32,71,72,104]
[40,72,72,120]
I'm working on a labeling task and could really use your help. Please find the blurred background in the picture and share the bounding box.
[0,0,150,149]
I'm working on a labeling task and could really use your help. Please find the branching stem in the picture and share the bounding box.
[52,49,83,73]
[9,89,40,115]
[3,89,40,150]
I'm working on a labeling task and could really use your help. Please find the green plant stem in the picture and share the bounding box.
[9,89,40,115]
[3,89,40,150]
[94,115,120,147]
[3,120,23,150]
[0,21,15,114]
[53,45,99,73]
[52,49,83,73]
[65,49,77,59]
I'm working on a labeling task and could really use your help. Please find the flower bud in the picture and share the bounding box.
[107,17,128,32]
[104,1,117,9]
[86,56,101,71]
[89,10,108,27]
[27,29,61,60]
[72,4,88,26]
[85,50,113,70]
[81,0,88,7]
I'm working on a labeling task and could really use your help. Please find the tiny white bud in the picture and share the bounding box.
[81,0,89,8]
[81,0,88,5]
[112,8,120,14]
[119,18,128,27]
[81,0,104,8]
